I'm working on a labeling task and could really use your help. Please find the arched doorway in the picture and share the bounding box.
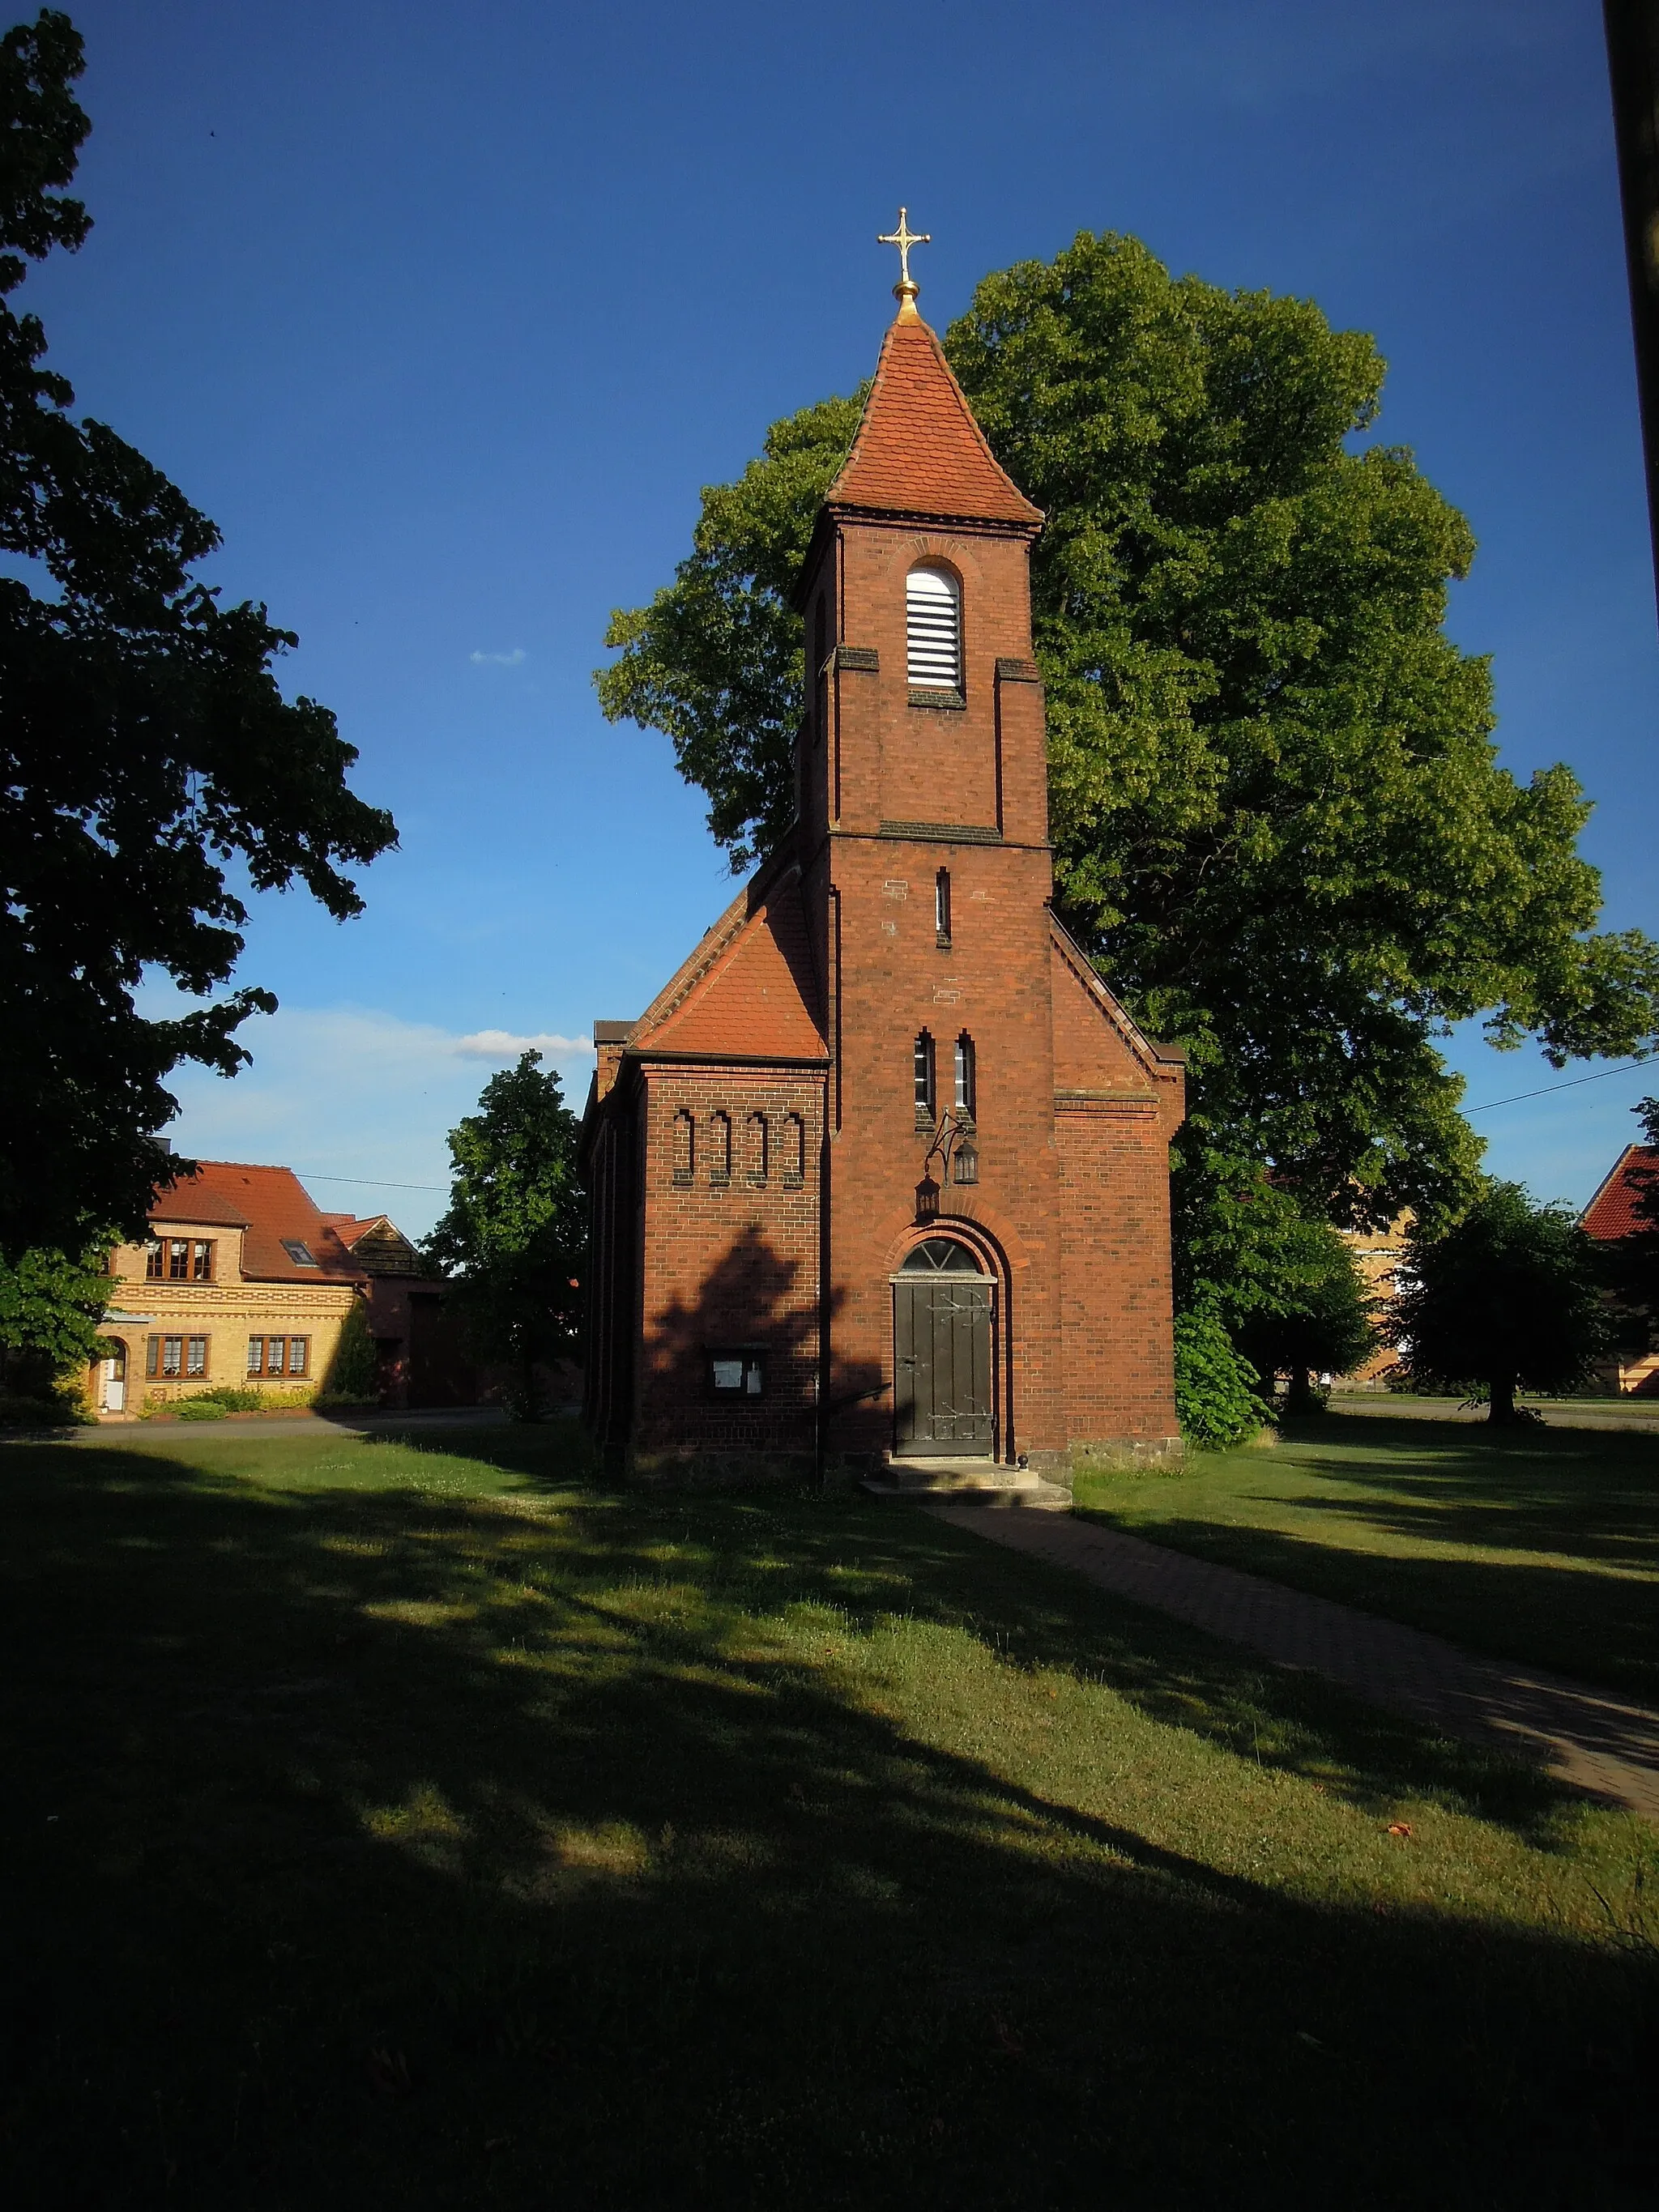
[97,1340,128,1414]
[892,1237,993,1455]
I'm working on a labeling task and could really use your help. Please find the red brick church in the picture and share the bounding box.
[581,240,1185,1481]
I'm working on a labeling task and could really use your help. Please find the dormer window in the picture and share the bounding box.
[906,565,961,689]
[281,1239,318,1268]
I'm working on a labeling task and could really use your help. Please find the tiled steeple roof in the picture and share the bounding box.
[826,310,1042,530]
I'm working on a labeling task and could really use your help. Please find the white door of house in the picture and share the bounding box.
[100,1345,126,1413]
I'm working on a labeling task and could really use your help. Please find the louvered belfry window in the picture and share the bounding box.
[906,565,961,689]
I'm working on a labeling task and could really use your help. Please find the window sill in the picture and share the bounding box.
[709,1174,731,1189]
[908,687,966,711]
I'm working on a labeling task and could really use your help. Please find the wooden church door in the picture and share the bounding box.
[893,1238,993,1455]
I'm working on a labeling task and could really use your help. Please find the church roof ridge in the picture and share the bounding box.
[825,309,1043,531]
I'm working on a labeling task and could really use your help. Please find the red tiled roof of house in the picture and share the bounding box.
[630,866,827,1062]
[826,310,1043,529]
[1580,1145,1659,1239]
[151,1161,375,1282]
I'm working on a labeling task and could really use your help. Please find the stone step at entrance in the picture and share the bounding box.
[862,1456,1073,1511]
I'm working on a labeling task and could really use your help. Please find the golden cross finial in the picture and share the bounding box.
[878,207,931,317]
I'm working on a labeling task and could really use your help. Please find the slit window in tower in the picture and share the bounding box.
[935,867,951,945]
[906,565,961,688]
[914,1029,936,1124]
[954,1033,976,1119]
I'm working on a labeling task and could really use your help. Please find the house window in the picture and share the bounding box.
[148,1334,184,1378]
[186,1335,208,1378]
[252,1336,308,1376]
[281,1239,318,1268]
[914,1030,936,1125]
[906,565,961,689]
[165,1238,192,1281]
[954,1033,977,1119]
[144,1241,164,1281]
[191,1240,214,1281]
[935,867,951,946]
[746,1111,768,1186]
[782,1111,806,1187]
[709,1110,732,1186]
[708,1349,766,1397]
[672,1109,695,1186]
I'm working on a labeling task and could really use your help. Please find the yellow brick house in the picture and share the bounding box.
[92,1158,431,1414]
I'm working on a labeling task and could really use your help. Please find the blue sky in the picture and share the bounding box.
[33,0,1659,1235]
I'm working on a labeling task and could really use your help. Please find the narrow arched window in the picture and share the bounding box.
[746,1111,768,1186]
[709,1110,732,1184]
[914,1030,936,1125]
[782,1111,806,1187]
[935,867,951,946]
[672,1110,695,1186]
[906,565,961,689]
[954,1033,976,1119]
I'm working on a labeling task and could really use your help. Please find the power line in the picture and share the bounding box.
[1465,1058,1653,1115]
[296,1170,446,1192]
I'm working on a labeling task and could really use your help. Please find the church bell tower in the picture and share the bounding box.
[794,216,1070,1464]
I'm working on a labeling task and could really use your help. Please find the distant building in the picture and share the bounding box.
[1580,1143,1659,1396]
[91,1160,469,1415]
[1337,1217,1411,1387]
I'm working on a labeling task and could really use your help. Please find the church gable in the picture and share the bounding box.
[1048,920,1182,1102]
[634,866,826,1062]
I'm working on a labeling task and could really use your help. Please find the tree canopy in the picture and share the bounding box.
[598,232,1659,1241]
[423,1052,586,1418]
[0,11,397,1262]
[0,1236,108,1403]
[1231,1216,1376,1413]
[1386,1183,1611,1422]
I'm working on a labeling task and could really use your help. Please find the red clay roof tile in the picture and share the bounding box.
[827,312,1042,528]
[1581,1146,1659,1240]
[630,868,826,1062]
[150,1161,398,1283]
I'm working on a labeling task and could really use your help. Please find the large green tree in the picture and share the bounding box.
[1386,1183,1611,1423]
[423,1053,586,1418]
[0,11,397,1263]
[598,232,1659,1243]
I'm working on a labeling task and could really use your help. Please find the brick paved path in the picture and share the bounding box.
[928,1502,1659,1822]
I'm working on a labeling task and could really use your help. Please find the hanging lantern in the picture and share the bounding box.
[915,1172,940,1219]
[952,1138,978,1187]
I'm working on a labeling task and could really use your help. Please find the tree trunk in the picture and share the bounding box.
[1284,1365,1319,1416]
[1487,1371,1519,1425]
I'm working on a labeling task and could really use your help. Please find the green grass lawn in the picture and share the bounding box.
[1073,1411,1659,1703]
[2,1425,1657,2210]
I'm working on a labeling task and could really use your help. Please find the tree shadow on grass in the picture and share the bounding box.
[1078,1413,1659,1702]
[1285,1412,1659,1560]
[1,1440,1656,2211]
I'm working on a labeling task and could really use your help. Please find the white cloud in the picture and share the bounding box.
[469,646,527,666]
[148,1005,597,1240]
[452,1028,591,1059]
